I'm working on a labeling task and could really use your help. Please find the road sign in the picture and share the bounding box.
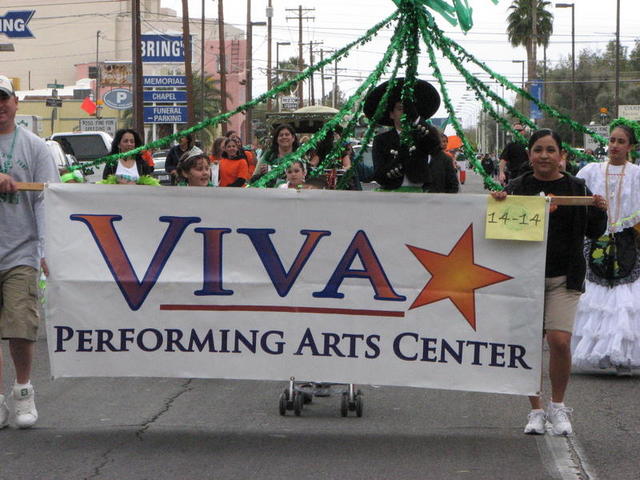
[583,124,608,152]
[143,76,187,88]
[0,11,35,39]
[79,118,117,137]
[281,96,299,110]
[103,88,133,110]
[45,98,62,108]
[141,34,191,63]
[143,90,187,103]
[619,105,640,121]
[143,106,188,124]
[47,83,64,89]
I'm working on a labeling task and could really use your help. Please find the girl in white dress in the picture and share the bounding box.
[572,121,640,374]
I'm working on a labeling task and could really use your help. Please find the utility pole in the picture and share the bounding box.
[317,48,335,106]
[303,40,322,105]
[266,0,273,112]
[530,0,537,114]
[245,0,266,143]
[309,41,314,105]
[182,0,195,127]
[333,57,338,108]
[201,0,205,127]
[132,0,143,136]
[556,3,576,143]
[217,0,227,135]
[95,30,101,109]
[286,5,314,108]
[615,0,620,118]
[318,49,325,104]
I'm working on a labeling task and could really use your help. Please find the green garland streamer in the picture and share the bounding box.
[249,15,410,188]
[333,23,411,189]
[390,0,497,32]
[398,3,421,149]
[427,21,607,162]
[419,14,501,190]
[72,0,613,196]
[71,11,399,174]
[335,36,407,190]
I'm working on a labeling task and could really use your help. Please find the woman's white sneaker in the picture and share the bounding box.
[547,405,573,436]
[12,383,38,429]
[524,410,546,435]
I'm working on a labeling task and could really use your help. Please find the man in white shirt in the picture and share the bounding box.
[0,75,59,429]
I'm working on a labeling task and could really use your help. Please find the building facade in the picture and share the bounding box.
[2,0,248,140]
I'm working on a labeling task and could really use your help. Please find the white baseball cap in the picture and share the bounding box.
[0,75,15,96]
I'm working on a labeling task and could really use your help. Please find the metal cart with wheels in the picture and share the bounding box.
[278,377,363,417]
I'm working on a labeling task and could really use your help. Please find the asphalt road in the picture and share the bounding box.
[1,171,639,480]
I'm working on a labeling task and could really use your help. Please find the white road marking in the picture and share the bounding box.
[538,427,597,480]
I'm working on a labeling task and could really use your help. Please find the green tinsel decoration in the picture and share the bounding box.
[249,17,408,188]
[71,11,399,174]
[74,0,612,196]
[426,20,607,162]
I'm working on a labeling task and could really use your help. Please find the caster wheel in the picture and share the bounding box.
[340,392,349,417]
[355,391,363,418]
[279,392,287,416]
[293,392,303,416]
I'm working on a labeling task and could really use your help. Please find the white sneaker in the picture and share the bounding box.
[524,410,546,435]
[12,383,38,429]
[547,405,573,436]
[0,394,9,429]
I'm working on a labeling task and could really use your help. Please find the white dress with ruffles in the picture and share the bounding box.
[572,161,640,369]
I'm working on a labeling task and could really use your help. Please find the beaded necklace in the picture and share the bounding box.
[0,127,19,174]
[604,160,626,230]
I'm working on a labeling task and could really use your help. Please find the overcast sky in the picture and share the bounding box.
[161,0,639,124]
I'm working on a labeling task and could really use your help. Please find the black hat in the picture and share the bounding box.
[363,78,441,126]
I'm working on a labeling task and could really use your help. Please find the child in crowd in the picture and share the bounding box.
[301,176,328,189]
[176,153,214,187]
[219,138,250,187]
[279,160,306,189]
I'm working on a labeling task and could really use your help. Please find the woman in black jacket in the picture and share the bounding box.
[492,129,607,437]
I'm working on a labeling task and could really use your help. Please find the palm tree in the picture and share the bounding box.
[271,56,308,96]
[506,0,554,111]
[192,72,223,146]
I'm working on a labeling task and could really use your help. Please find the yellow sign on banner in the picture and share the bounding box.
[485,195,547,241]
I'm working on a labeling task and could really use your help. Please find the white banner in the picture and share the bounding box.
[45,185,547,396]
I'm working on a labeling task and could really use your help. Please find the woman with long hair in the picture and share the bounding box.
[101,128,155,184]
[250,124,300,185]
[572,120,640,375]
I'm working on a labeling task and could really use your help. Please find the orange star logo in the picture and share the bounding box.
[407,224,512,331]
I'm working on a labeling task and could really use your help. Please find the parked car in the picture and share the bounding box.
[151,149,171,185]
[49,131,113,183]
[45,140,84,181]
